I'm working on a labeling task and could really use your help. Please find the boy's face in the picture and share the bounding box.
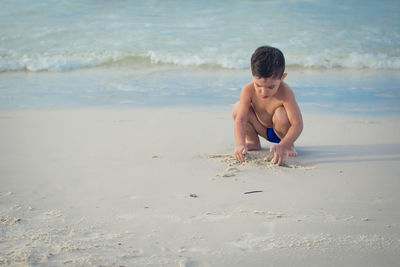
[252,73,287,99]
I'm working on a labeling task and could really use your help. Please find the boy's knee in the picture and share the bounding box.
[273,106,290,130]
[232,102,240,120]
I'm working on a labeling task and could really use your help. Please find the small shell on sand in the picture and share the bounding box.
[216,172,235,177]
[266,211,283,219]
[253,210,265,215]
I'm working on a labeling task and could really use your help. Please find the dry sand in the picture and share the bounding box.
[1,108,400,266]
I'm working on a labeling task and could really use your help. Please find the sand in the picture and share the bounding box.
[1,108,400,266]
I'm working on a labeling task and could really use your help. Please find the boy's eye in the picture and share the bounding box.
[268,86,275,89]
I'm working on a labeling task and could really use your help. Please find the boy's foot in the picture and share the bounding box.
[246,141,261,151]
[287,146,297,157]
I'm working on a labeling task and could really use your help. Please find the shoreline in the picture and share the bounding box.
[1,67,400,116]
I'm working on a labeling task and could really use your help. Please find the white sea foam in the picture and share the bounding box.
[287,51,400,70]
[0,51,128,72]
[1,50,399,72]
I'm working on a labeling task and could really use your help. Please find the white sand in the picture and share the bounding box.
[1,108,400,266]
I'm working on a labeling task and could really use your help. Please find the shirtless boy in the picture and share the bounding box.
[232,46,303,165]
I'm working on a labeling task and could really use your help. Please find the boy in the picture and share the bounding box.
[232,46,303,165]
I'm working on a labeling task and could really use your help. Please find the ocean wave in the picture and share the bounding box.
[0,50,128,72]
[288,51,400,70]
[1,50,399,72]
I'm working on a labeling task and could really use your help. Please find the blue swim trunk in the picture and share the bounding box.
[266,128,281,143]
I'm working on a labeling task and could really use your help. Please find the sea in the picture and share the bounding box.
[1,0,399,115]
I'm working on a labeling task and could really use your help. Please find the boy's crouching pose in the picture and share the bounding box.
[232,46,303,165]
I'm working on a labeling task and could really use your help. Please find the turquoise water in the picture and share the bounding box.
[1,0,400,113]
[1,0,399,71]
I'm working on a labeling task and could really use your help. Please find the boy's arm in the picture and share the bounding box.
[280,88,303,148]
[271,87,303,165]
[234,85,252,162]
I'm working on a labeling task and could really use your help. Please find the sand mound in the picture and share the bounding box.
[209,150,314,170]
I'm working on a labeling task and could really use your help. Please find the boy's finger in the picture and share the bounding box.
[278,155,284,166]
[235,152,244,162]
[237,154,241,162]
[273,152,278,164]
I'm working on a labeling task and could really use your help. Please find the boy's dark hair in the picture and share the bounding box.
[251,46,285,79]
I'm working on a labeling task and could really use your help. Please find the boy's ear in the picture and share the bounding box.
[281,73,287,81]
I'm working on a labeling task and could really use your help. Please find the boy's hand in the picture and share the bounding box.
[234,145,248,162]
[270,144,286,166]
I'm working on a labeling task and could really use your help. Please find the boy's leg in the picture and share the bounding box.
[232,102,267,150]
[272,106,297,156]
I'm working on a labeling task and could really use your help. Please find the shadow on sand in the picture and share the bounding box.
[298,144,400,165]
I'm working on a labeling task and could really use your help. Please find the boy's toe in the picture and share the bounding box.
[287,146,298,157]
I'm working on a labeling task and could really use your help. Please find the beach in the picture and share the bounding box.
[2,0,400,265]
[1,107,400,266]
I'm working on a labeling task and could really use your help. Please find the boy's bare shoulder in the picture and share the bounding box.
[240,82,255,98]
[277,81,295,101]
[242,81,254,92]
